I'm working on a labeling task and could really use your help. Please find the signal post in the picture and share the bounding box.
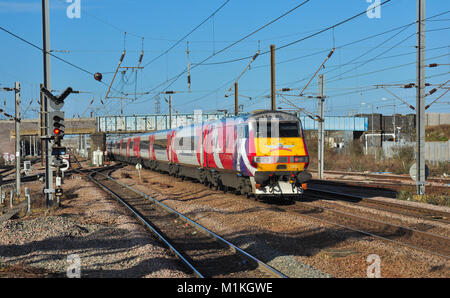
[40,86,73,207]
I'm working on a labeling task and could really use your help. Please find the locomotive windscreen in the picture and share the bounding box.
[256,121,300,138]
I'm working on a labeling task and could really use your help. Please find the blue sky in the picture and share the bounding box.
[0,0,449,120]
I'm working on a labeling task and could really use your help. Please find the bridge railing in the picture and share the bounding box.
[96,112,226,133]
[96,113,368,133]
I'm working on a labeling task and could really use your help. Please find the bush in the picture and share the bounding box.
[391,145,415,174]
[429,162,449,177]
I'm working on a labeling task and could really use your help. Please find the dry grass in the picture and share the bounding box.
[397,190,450,207]
[426,125,450,142]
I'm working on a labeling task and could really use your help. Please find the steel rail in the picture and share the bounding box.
[82,169,204,278]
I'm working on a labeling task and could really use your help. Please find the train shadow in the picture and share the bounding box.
[257,196,296,206]
[309,179,398,199]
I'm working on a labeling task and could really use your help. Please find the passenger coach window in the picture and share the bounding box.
[154,139,167,150]
[140,140,150,150]
[237,125,248,139]
[176,137,197,151]
[190,136,197,151]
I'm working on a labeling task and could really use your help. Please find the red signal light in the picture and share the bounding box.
[53,128,61,135]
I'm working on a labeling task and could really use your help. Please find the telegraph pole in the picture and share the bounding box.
[234,82,239,116]
[318,75,325,180]
[42,0,53,206]
[15,82,21,196]
[416,0,426,195]
[270,44,276,111]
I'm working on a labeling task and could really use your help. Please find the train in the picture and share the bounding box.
[106,110,311,198]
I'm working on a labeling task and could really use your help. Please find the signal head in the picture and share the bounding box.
[50,111,65,139]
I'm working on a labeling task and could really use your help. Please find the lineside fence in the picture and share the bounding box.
[382,140,450,165]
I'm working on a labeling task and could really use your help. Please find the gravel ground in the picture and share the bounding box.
[0,174,191,278]
[112,166,450,278]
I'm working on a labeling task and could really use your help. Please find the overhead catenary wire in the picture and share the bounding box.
[266,26,450,90]
[196,51,450,114]
[278,94,319,120]
[81,98,96,117]
[230,69,450,115]
[127,0,313,105]
[224,50,261,98]
[0,25,126,96]
[5,1,447,117]
[199,10,449,71]
[141,0,232,69]
[324,27,450,83]
[297,48,335,96]
[326,52,450,85]
[22,98,34,117]
[145,0,394,104]
[148,0,313,95]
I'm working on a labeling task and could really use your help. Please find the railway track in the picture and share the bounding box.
[309,169,450,184]
[309,178,449,195]
[308,170,450,194]
[107,163,450,262]
[0,158,42,179]
[306,186,450,225]
[295,189,450,259]
[76,164,287,278]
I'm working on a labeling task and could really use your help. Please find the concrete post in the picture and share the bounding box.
[25,187,31,213]
[318,75,325,180]
[270,44,276,111]
[416,0,426,195]
[15,82,21,197]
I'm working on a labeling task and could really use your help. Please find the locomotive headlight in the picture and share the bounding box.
[253,156,274,164]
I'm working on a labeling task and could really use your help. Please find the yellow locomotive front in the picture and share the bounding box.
[249,111,311,196]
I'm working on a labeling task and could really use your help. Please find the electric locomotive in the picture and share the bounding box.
[107,110,311,198]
